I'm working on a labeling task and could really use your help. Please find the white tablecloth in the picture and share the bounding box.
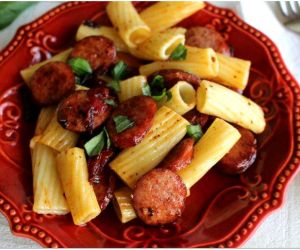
[0,1,299,248]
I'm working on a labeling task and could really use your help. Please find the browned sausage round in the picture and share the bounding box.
[93,172,116,210]
[133,168,187,225]
[217,127,257,174]
[57,87,114,133]
[29,62,75,106]
[158,138,194,172]
[185,27,231,56]
[148,69,200,89]
[183,109,210,128]
[70,36,117,71]
[106,96,157,148]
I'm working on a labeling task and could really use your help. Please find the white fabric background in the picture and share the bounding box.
[0,1,299,248]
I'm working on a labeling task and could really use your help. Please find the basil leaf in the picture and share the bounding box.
[103,127,111,149]
[107,80,120,93]
[149,75,165,90]
[152,88,167,102]
[104,98,117,107]
[142,84,151,96]
[166,91,172,101]
[0,2,35,30]
[170,44,187,60]
[68,57,92,77]
[187,124,203,142]
[84,131,105,157]
[111,61,128,80]
[113,115,135,133]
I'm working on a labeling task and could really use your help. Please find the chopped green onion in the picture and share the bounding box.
[103,127,111,149]
[187,124,203,142]
[104,98,117,107]
[68,57,92,77]
[84,131,105,157]
[170,44,187,61]
[113,115,135,133]
[111,61,128,80]
[142,84,151,96]
[107,80,120,93]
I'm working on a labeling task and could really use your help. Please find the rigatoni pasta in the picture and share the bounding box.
[35,106,57,135]
[118,75,147,102]
[139,47,218,78]
[129,28,186,61]
[164,81,196,115]
[197,80,266,133]
[178,118,241,189]
[31,141,69,215]
[213,53,251,90]
[56,147,100,225]
[20,48,72,84]
[140,1,205,33]
[113,187,137,223]
[106,2,151,48]
[75,24,129,52]
[110,106,190,188]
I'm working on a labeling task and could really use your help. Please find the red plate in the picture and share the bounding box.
[0,2,299,248]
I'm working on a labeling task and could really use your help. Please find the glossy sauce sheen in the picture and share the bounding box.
[133,168,187,225]
[158,138,194,172]
[57,87,114,133]
[185,26,231,55]
[29,61,75,106]
[106,96,157,148]
[70,36,117,71]
[148,69,200,89]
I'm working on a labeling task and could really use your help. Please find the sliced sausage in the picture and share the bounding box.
[133,168,187,225]
[57,87,114,133]
[70,36,117,71]
[185,26,231,56]
[106,96,157,148]
[116,52,145,77]
[88,149,115,184]
[93,172,116,210]
[158,138,194,172]
[29,62,75,106]
[183,109,209,128]
[217,127,257,175]
[148,69,200,89]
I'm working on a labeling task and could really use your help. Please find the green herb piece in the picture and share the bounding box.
[103,127,111,149]
[187,124,203,142]
[68,57,92,77]
[84,131,105,157]
[166,90,172,101]
[170,44,187,60]
[149,75,165,90]
[104,98,117,107]
[152,88,167,102]
[107,80,121,93]
[142,84,151,96]
[0,2,36,30]
[111,61,128,80]
[113,115,135,133]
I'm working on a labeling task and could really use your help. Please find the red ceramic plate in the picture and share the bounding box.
[0,2,299,248]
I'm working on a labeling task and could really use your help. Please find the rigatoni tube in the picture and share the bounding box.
[56,147,100,225]
[106,2,151,48]
[118,75,147,102]
[110,106,190,188]
[164,81,196,115]
[178,118,241,189]
[197,80,266,133]
[35,106,57,135]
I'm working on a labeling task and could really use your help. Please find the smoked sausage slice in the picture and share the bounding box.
[185,26,231,56]
[70,36,117,71]
[57,87,114,133]
[217,127,257,174]
[133,168,187,225]
[158,138,194,172]
[148,69,200,89]
[183,109,209,128]
[29,62,75,106]
[106,96,157,148]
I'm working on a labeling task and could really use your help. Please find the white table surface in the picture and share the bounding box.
[0,1,300,248]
